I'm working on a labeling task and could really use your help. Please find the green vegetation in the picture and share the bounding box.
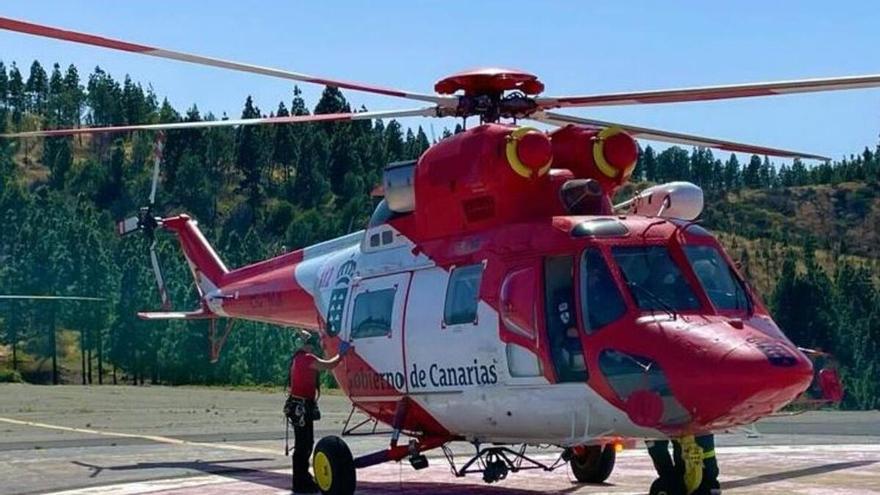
[0,367,22,383]
[0,60,877,409]
[0,60,431,387]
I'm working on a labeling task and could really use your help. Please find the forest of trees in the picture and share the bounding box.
[0,60,877,409]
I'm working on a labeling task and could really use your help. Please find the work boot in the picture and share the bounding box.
[292,475,320,494]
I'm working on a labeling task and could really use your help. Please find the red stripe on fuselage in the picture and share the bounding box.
[219,250,319,329]
[324,334,451,437]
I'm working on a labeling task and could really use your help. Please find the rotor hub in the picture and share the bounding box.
[435,68,544,96]
[436,69,545,122]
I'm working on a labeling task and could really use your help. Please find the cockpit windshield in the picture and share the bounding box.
[612,246,701,311]
[684,245,751,311]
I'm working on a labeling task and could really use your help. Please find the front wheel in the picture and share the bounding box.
[649,476,688,495]
[313,436,356,495]
[570,444,616,483]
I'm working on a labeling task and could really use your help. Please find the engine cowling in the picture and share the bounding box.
[550,125,638,193]
[412,124,565,239]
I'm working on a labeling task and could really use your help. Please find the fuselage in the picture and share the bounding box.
[166,122,812,447]
[201,212,812,446]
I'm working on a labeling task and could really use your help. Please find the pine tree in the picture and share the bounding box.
[273,101,299,187]
[759,156,774,187]
[744,155,762,188]
[791,158,808,186]
[0,61,8,106]
[290,86,309,116]
[723,154,740,189]
[62,64,85,126]
[47,63,64,123]
[235,96,272,209]
[771,250,799,342]
[8,62,25,124]
[87,67,123,126]
[25,60,49,113]
[314,86,350,115]
[641,145,657,181]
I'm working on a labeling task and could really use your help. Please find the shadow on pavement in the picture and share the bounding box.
[70,459,591,494]
[356,482,587,494]
[71,458,278,480]
[723,460,878,489]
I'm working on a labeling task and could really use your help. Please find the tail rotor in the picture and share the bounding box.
[116,131,171,310]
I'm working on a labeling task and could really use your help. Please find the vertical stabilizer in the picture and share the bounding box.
[161,215,228,291]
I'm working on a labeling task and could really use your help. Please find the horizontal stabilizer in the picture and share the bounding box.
[137,309,216,321]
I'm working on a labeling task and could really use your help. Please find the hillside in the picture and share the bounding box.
[706,181,880,259]
[0,59,878,408]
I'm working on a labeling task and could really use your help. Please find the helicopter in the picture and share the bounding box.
[0,15,871,495]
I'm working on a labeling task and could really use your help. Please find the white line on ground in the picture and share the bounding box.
[43,474,236,495]
[0,416,281,456]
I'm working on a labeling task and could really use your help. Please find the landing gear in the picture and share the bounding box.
[646,435,721,495]
[312,436,356,495]
[442,442,568,484]
[569,444,616,483]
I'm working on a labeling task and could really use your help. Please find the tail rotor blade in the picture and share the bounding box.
[148,132,165,206]
[149,240,171,311]
[117,216,140,236]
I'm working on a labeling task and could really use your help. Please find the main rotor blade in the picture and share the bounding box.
[0,107,438,138]
[0,295,106,301]
[532,111,830,160]
[536,74,880,109]
[0,16,452,106]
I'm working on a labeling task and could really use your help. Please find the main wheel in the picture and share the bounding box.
[570,444,616,483]
[312,436,356,495]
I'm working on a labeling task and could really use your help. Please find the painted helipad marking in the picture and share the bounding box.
[0,416,280,456]
[44,475,236,495]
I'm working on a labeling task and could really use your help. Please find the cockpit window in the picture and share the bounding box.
[612,246,701,311]
[580,249,627,332]
[684,245,751,311]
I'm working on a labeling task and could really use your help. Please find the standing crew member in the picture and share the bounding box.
[285,330,350,493]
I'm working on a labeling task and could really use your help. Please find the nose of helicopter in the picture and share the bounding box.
[675,323,814,428]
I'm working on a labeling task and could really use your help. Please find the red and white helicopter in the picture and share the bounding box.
[0,16,867,495]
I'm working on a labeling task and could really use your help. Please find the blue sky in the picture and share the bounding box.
[1,1,879,162]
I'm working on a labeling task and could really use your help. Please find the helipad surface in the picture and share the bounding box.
[1,384,878,495]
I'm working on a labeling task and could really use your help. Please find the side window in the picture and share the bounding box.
[580,249,627,333]
[500,267,538,340]
[444,264,484,325]
[351,288,396,339]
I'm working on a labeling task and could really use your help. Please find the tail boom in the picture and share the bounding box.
[156,214,322,329]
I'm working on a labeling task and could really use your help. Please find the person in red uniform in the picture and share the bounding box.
[285,330,350,493]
